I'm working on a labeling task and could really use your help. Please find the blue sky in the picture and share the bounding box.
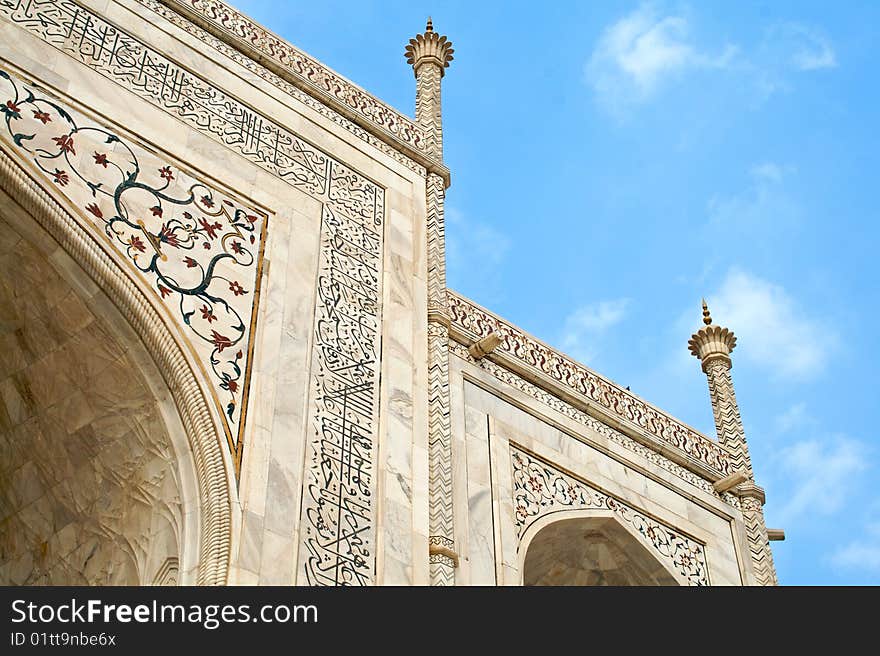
[233,1,879,585]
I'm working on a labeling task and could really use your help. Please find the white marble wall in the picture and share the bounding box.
[0,0,431,584]
[449,354,751,586]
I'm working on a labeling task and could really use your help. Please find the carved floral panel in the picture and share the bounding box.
[511,446,710,586]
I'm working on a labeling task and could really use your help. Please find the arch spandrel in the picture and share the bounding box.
[511,446,710,586]
[0,73,237,584]
[0,66,269,477]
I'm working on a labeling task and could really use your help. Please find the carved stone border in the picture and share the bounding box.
[448,291,733,477]
[451,341,741,509]
[136,0,429,180]
[511,446,710,586]
[152,0,449,179]
[0,146,232,585]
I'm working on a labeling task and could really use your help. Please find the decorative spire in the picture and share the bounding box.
[688,298,736,372]
[405,18,454,77]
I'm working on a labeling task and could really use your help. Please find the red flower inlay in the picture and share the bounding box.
[150,205,163,217]
[200,305,216,323]
[231,241,243,255]
[158,224,180,248]
[52,134,76,155]
[245,214,258,224]
[85,203,103,219]
[229,281,246,296]
[198,218,222,240]
[158,285,173,299]
[159,166,174,182]
[203,242,211,250]
[4,100,21,118]
[52,169,69,186]
[211,330,233,352]
[129,235,147,253]
[32,109,51,124]
[200,194,214,208]
[93,152,108,168]
[184,256,198,268]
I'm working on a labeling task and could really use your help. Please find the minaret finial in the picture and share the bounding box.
[702,298,712,325]
[426,16,433,32]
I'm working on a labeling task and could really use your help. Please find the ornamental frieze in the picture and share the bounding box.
[448,292,733,476]
[511,446,709,586]
[156,0,428,157]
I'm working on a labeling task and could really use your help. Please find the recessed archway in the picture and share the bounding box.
[0,146,237,585]
[0,198,198,584]
[521,513,681,586]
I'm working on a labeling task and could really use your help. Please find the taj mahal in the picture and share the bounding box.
[0,0,780,585]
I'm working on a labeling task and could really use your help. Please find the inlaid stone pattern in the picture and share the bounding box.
[448,292,732,475]
[511,446,709,586]
[1,0,387,585]
[0,209,181,585]
[159,0,428,155]
[0,67,267,470]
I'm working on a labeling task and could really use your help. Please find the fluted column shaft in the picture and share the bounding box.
[689,308,778,585]
[415,64,444,158]
[406,20,456,585]
[703,358,777,585]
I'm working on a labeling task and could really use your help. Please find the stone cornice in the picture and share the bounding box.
[447,291,734,477]
[155,0,450,184]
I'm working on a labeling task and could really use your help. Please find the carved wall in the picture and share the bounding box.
[511,447,709,586]
[2,0,389,586]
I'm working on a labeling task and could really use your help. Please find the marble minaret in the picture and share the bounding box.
[406,18,457,585]
[689,300,779,585]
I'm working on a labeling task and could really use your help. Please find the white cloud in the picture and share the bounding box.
[704,269,836,381]
[586,3,736,113]
[832,522,880,572]
[775,436,867,522]
[707,161,800,240]
[445,207,511,304]
[586,8,837,114]
[775,402,812,434]
[783,23,837,71]
[560,298,630,365]
[750,161,785,184]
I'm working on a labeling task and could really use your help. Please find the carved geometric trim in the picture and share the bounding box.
[135,0,428,179]
[153,0,440,172]
[0,67,267,474]
[448,291,733,476]
[511,446,710,586]
[0,139,232,586]
[1,0,363,200]
[450,341,741,509]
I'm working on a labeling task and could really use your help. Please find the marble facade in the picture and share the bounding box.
[0,0,778,585]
